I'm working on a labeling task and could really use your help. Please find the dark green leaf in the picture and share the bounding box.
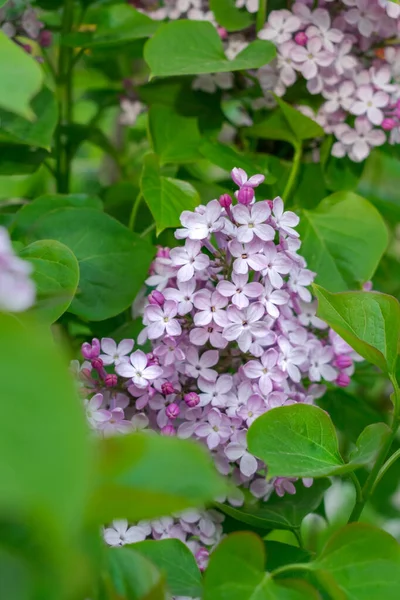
[0,32,43,119]
[312,523,400,599]
[63,5,159,48]
[275,97,324,141]
[246,110,298,146]
[217,479,330,531]
[19,239,79,324]
[209,0,254,31]
[298,192,388,291]
[24,207,155,321]
[149,105,202,164]
[141,153,200,235]
[204,532,317,599]
[106,547,164,600]
[0,145,47,175]
[133,539,202,597]
[313,286,400,374]
[0,87,57,150]
[90,433,226,523]
[357,149,400,220]
[12,193,103,239]
[264,542,312,573]
[144,21,275,77]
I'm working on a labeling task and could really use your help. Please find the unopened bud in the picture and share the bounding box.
[336,373,350,387]
[91,358,104,371]
[81,338,100,359]
[166,403,180,419]
[217,26,228,39]
[334,355,353,369]
[219,194,232,208]
[237,186,254,205]
[184,392,200,407]
[294,31,308,46]
[161,424,176,436]
[105,374,118,388]
[38,30,52,47]
[382,118,396,131]
[149,290,165,306]
[162,382,175,395]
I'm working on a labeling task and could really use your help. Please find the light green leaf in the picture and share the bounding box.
[63,4,159,47]
[24,207,155,321]
[204,532,317,599]
[298,192,388,291]
[0,313,90,534]
[217,479,330,531]
[313,286,400,374]
[149,105,202,164]
[312,523,400,599]
[275,97,324,141]
[199,140,274,183]
[141,153,200,235]
[19,240,79,324]
[209,0,254,31]
[357,149,400,220]
[0,32,43,119]
[144,20,275,77]
[246,111,298,146]
[133,539,202,598]
[348,423,391,468]
[107,547,164,600]
[247,404,344,478]
[89,433,226,523]
[0,87,58,150]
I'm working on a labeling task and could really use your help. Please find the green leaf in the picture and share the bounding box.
[264,542,312,573]
[89,433,226,523]
[246,111,298,146]
[0,145,47,175]
[63,4,159,47]
[149,105,202,164]
[217,479,330,531]
[357,149,400,220]
[348,423,391,468]
[133,539,202,598]
[204,532,316,600]
[144,20,275,77]
[247,404,344,478]
[19,240,79,324]
[209,0,254,31]
[298,192,388,291]
[12,193,102,238]
[313,286,400,374]
[24,207,155,321]
[0,313,90,535]
[312,523,400,599]
[199,140,274,183]
[141,153,200,235]
[106,547,164,600]
[0,87,58,150]
[275,97,324,141]
[0,32,43,119]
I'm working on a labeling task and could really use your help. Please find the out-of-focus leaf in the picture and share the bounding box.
[0,145,47,175]
[144,21,275,76]
[106,547,164,600]
[246,110,298,146]
[298,192,388,291]
[209,0,254,31]
[314,286,400,374]
[149,105,202,164]
[0,32,43,119]
[357,149,400,220]
[20,240,79,324]
[275,97,324,141]
[199,140,274,183]
[348,423,391,468]
[264,542,312,573]
[141,153,200,235]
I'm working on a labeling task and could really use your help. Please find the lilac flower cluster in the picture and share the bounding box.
[76,169,360,576]
[0,227,36,313]
[257,0,400,160]
[0,1,52,52]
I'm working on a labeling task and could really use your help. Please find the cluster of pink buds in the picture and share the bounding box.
[76,168,361,576]
[257,0,400,160]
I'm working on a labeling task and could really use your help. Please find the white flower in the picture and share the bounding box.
[103,519,151,546]
[175,200,224,240]
[99,338,134,366]
[235,0,259,13]
[116,350,163,388]
[145,300,182,339]
[225,430,258,477]
[322,80,355,113]
[291,37,334,80]
[170,239,210,282]
[232,202,274,244]
[350,85,389,126]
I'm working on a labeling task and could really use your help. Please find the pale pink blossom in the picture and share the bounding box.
[271,196,300,238]
[116,350,163,388]
[104,519,151,546]
[145,300,182,339]
[232,202,274,243]
[229,238,269,275]
[322,80,355,113]
[260,280,289,318]
[261,243,293,289]
[185,348,219,381]
[306,9,344,52]
[258,9,301,44]
[243,348,286,395]
[350,85,389,125]
[175,200,224,240]
[170,239,210,282]
[237,395,266,426]
[99,338,134,366]
[193,290,228,327]
[225,430,258,477]
[198,375,233,408]
[277,336,306,382]
[223,303,270,352]
[195,409,231,449]
[344,0,381,37]
[231,167,265,189]
[217,272,263,309]
[291,37,334,80]
[164,279,196,315]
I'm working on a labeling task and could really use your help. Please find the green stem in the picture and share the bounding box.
[56,0,74,193]
[293,528,304,549]
[283,144,302,203]
[256,0,267,32]
[349,472,363,504]
[348,376,400,523]
[129,193,142,231]
[371,448,400,496]
[271,563,310,578]
[140,223,156,238]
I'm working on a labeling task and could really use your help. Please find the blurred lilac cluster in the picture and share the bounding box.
[76,169,360,572]
[0,1,52,52]
[0,227,35,313]
[257,0,400,160]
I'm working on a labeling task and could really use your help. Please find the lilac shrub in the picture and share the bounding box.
[76,169,359,573]
[0,227,35,312]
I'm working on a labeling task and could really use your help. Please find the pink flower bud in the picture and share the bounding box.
[184,392,200,407]
[161,424,176,436]
[166,403,180,419]
[38,30,52,47]
[91,358,104,371]
[146,353,159,366]
[82,338,100,359]
[217,26,228,39]
[219,194,232,208]
[156,246,170,258]
[149,290,165,306]
[22,44,32,54]
[162,382,175,395]
[195,547,209,571]
[334,355,353,369]
[294,31,308,46]
[105,374,118,388]
[362,281,373,291]
[237,186,254,205]
[336,373,351,387]
[382,118,396,131]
